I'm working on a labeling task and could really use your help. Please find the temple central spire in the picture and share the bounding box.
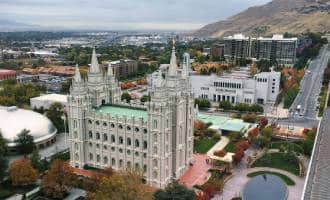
[74,64,82,82]
[168,39,177,76]
[89,47,101,74]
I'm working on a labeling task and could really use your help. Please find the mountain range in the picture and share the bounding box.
[194,0,330,38]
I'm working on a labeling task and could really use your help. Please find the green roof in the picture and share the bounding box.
[198,113,250,133]
[96,105,148,121]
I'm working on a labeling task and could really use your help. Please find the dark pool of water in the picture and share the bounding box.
[243,174,288,200]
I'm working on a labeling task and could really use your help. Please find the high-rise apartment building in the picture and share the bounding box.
[224,34,298,66]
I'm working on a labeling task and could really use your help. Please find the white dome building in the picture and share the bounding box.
[0,106,57,150]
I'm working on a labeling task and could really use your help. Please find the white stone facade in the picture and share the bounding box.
[190,67,281,105]
[67,46,195,188]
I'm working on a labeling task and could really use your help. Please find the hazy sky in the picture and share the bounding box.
[0,0,271,30]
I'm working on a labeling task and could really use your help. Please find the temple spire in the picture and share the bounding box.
[168,39,177,76]
[107,64,114,77]
[89,47,101,73]
[74,64,82,82]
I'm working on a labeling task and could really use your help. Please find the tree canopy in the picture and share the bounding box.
[0,131,8,181]
[90,169,153,200]
[42,159,75,199]
[154,182,195,200]
[14,129,35,155]
[9,158,38,186]
[46,102,66,132]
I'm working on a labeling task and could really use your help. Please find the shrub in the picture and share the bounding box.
[213,150,227,157]
[235,140,250,151]
[228,132,241,142]
[248,128,259,138]
[233,149,245,164]
[259,117,268,127]
[212,134,221,141]
[195,99,211,109]
[219,101,232,111]
[242,113,257,123]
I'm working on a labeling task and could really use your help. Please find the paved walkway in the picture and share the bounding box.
[179,154,212,188]
[206,136,229,157]
[214,167,305,200]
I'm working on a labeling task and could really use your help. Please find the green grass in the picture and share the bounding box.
[194,137,218,153]
[247,171,295,186]
[270,142,304,154]
[224,141,236,153]
[252,153,300,176]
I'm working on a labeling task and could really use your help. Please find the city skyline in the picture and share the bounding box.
[0,0,270,31]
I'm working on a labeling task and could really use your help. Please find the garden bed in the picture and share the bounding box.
[270,141,304,154]
[247,171,295,186]
[252,153,300,175]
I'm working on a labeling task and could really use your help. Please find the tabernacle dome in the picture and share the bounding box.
[0,106,57,149]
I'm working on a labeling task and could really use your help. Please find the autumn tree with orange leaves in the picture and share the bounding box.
[9,158,38,186]
[42,159,76,199]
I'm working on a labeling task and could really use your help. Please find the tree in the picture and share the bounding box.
[140,95,151,103]
[121,92,132,103]
[219,101,232,111]
[233,149,245,164]
[14,129,35,155]
[91,169,153,200]
[0,131,8,181]
[196,191,210,200]
[60,78,72,94]
[154,181,195,200]
[46,102,65,132]
[259,117,268,127]
[29,149,48,172]
[42,159,76,199]
[249,104,264,113]
[9,158,38,186]
[195,99,211,109]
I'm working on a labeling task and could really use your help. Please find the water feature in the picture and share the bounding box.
[242,174,288,200]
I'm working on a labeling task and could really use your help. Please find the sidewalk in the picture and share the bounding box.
[206,136,229,157]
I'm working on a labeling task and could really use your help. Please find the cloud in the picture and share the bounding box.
[0,0,271,30]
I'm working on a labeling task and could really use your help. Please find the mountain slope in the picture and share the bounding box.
[194,0,330,38]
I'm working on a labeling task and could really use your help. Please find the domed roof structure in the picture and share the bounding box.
[0,106,57,147]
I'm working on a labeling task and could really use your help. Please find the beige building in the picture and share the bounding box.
[68,46,195,188]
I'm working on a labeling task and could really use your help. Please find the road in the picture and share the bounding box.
[279,45,330,128]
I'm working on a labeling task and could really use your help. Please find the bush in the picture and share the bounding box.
[259,117,268,127]
[212,134,221,141]
[250,104,264,113]
[248,128,259,138]
[235,140,250,151]
[228,132,241,142]
[195,98,211,109]
[219,101,232,111]
[214,150,227,157]
[242,113,257,123]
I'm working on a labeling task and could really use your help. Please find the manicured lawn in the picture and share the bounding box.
[194,137,218,153]
[270,141,304,154]
[224,141,236,153]
[247,171,295,186]
[252,153,300,175]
